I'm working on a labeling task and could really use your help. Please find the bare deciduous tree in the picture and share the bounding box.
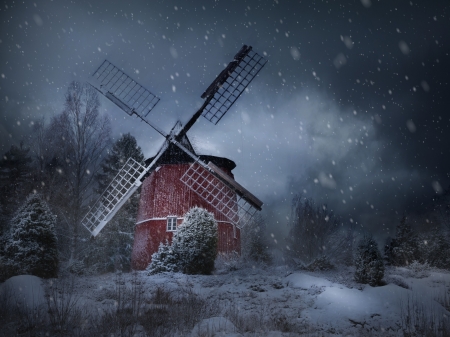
[48,81,111,261]
[286,196,347,265]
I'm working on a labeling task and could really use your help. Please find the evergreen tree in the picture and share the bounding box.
[432,187,450,236]
[3,194,58,278]
[416,229,450,270]
[82,133,144,273]
[386,216,417,266]
[384,236,397,265]
[173,207,218,274]
[0,143,33,230]
[147,207,218,275]
[354,235,384,286]
[95,133,144,193]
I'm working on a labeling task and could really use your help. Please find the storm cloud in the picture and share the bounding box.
[1,0,449,241]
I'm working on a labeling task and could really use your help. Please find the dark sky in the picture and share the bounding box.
[1,0,449,241]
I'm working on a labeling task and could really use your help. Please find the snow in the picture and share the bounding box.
[190,317,237,337]
[286,273,333,289]
[0,275,46,310]
[2,265,449,336]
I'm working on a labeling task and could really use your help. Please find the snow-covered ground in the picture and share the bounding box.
[1,264,449,336]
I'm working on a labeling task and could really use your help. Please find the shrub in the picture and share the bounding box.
[354,235,384,286]
[173,207,218,274]
[406,260,431,278]
[147,207,218,275]
[307,255,334,271]
[146,241,178,274]
[241,215,271,264]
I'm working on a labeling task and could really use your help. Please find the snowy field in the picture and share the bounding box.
[1,263,449,336]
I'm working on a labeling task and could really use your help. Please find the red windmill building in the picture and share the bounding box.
[81,46,267,270]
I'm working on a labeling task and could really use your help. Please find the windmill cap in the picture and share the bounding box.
[144,153,236,172]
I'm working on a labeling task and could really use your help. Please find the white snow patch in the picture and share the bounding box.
[190,316,237,336]
[286,273,333,289]
[1,275,46,310]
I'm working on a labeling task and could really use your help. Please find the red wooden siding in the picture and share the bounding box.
[131,163,240,270]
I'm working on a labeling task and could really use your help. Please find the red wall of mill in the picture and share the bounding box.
[131,163,240,270]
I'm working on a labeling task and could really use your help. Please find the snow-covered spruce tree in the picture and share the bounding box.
[3,194,58,278]
[354,235,384,286]
[172,207,218,274]
[82,133,144,274]
[385,216,417,266]
[146,241,178,274]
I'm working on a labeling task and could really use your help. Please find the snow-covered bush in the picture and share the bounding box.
[3,194,58,278]
[406,260,431,278]
[307,255,335,271]
[147,207,218,275]
[241,215,271,264]
[66,260,85,275]
[146,241,178,274]
[416,230,450,270]
[354,235,384,286]
[173,207,218,274]
[215,251,240,272]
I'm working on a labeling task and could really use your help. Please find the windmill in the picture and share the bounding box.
[82,45,267,269]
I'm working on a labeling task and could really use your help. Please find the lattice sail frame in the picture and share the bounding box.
[201,48,267,125]
[91,60,160,118]
[180,162,259,228]
[81,157,146,236]
[82,46,266,236]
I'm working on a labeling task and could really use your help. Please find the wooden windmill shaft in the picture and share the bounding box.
[81,45,267,239]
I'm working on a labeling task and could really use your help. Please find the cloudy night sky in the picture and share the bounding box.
[1,0,449,241]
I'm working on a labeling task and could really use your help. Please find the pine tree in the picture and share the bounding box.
[384,236,397,265]
[387,216,417,266]
[3,194,58,279]
[354,235,384,286]
[83,133,144,273]
[95,133,145,194]
[0,143,33,231]
[172,207,218,275]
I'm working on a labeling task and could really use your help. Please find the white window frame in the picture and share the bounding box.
[167,216,177,232]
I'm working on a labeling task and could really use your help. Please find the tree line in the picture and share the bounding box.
[0,81,145,280]
[1,80,449,282]
[284,193,450,285]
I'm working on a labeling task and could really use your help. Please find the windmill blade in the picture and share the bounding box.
[89,60,166,137]
[201,45,267,125]
[81,142,169,237]
[175,45,267,140]
[180,160,262,228]
[171,124,264,227]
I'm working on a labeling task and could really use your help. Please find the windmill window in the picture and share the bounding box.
[167,217,177,231]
